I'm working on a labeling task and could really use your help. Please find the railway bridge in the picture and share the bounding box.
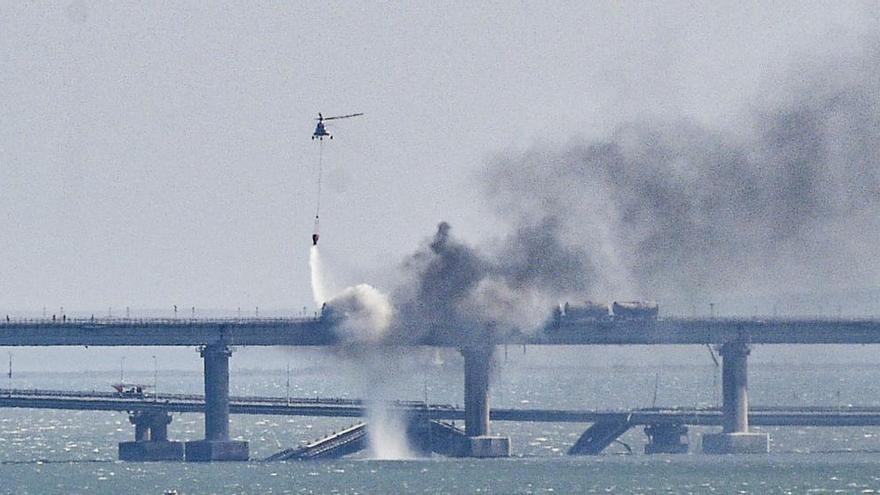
[2,316,880,459]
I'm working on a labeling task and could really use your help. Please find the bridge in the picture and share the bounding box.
[4,387,880,459]
[5,387,880,426]
[2,316,880,346]
[2,316,880,459]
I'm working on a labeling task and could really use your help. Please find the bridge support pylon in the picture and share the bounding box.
[119,411,184,461]
[184,344,249,461]
[702,341,769,454]
[459,345,510,458]
[644,424,688,454]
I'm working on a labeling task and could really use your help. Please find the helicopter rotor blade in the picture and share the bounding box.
[322,113,364,121]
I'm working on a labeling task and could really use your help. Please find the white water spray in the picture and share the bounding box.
[320,284,413,458]
[309,245,327,308]
[357,351,415,460]
[366,396,414,460]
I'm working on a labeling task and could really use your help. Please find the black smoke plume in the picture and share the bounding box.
[387,44,880,340]
[324,45,880,348]
[484,48,880,314]
[391,218,592,343]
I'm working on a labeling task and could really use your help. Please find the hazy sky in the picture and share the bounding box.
[3,1,876,312]
[1,2,878,369]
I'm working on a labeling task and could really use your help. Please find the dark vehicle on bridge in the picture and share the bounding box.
[112,383,149,398]
[557,301,611,322]
[611,301,659,320]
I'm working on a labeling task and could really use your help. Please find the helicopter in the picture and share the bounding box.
[312,112,364,140]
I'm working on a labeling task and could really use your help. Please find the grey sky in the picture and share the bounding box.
[2,1,874,311]
[1,2,878,369]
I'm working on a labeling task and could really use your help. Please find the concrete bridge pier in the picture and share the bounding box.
[460,345,510,457]
[119,411,184,461]
[702,341,769,454]
[134,416,149,442]
[150,411,170,441]
[184,344,249,461]
[644,424,688,454]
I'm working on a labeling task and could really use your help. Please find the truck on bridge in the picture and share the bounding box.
[553,300,659,325]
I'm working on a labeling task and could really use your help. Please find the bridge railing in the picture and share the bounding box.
[0,316,322,326]
[0,388,459,410]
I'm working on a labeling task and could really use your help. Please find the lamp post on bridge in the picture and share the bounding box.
[152,355,158,402]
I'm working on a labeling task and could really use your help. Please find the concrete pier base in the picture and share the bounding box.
[119,411,183,461]
[462,436,511,458]
[644,424,688,454]
[184,440,250,462]
[702,432,769,454]
[119,441,185,461]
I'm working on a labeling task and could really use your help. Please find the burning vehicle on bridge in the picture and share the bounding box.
[552,300,659,326]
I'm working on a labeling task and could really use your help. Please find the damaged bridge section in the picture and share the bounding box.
[265,417,510,461]
[568,414,633,455]
[265,423,367,461]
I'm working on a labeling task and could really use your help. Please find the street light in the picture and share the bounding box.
[152,355,158,402]
[120,356,126,383]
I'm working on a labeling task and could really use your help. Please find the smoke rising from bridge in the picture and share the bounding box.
[315,41,880,373]
[484,44,880,314]
[323,42,880,343]
[389,220,589,342]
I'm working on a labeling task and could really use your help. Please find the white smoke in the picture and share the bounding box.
[324,284,393,343]
[462,278,552,334]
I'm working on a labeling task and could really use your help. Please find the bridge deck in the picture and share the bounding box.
[1,317,880,346]
[2,389,880,427]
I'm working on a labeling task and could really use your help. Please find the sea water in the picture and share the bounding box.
[2,346,880,494]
